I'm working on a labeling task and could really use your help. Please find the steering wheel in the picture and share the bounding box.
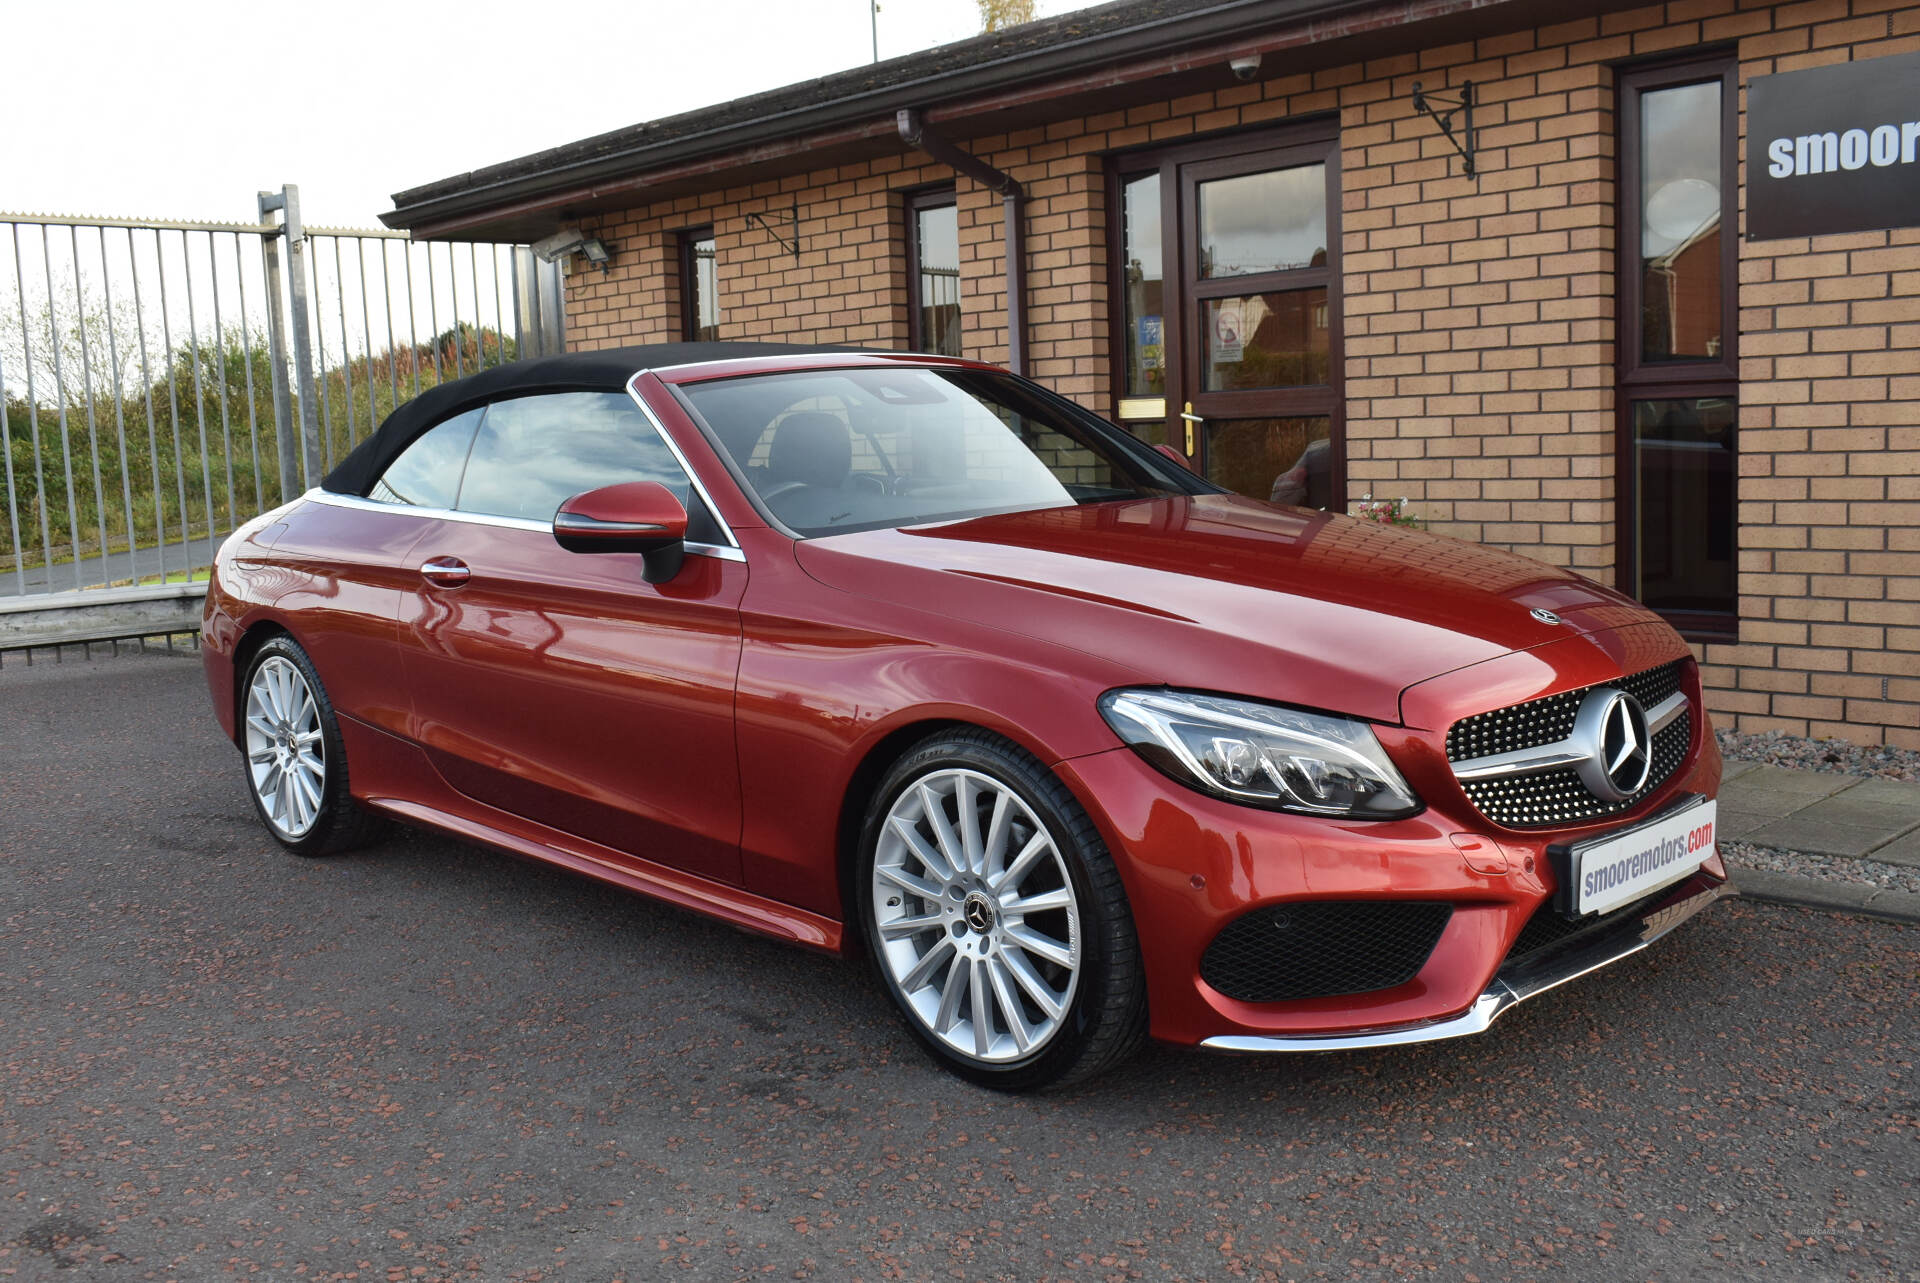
[849,473,888,495]
[758,479,808,504]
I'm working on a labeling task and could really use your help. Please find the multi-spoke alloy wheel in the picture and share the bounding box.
[859,731,1147,1090]
[238,636,381,857]
[872,768,1081,1063]
[246,655,326,839]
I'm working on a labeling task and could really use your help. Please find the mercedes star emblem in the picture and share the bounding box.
[1571,687,1653,802]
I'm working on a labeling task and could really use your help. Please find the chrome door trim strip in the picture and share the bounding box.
[301,490,747,563]
[1199,875,1730,1053]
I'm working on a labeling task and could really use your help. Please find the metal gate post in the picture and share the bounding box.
[261,185,322,490]
[258,190,298,502]
[511,248,566,359]
[282,188,322,489]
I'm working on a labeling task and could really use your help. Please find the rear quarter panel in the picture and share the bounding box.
[206,496,437,741]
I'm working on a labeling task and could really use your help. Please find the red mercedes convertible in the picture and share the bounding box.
[202,344,1727,1089]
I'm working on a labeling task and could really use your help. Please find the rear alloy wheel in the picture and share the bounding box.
[241,636,381,856]
[859,731,1146,1090]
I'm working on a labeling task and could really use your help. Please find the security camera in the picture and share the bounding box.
[1229,54,1262,81]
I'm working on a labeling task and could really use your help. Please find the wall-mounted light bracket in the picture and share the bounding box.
[746,196,800,260]
[531,227,613,272]
[1410,80,1476,178]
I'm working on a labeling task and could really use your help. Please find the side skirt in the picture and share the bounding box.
[337,712,843,954]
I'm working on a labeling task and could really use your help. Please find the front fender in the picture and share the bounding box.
[733,534,1146,922]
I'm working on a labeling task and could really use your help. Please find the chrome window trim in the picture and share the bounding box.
[1449,690,1688,784]
[301,490,747,563]
[623,371,744,551]
[315,375,749,564]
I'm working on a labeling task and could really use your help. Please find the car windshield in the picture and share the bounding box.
[674,367,1196,537]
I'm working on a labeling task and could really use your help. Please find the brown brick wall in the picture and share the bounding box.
[1718,0,1920,748]
[558,0,1920,748]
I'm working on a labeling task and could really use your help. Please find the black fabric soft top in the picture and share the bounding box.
[319,341,874,496]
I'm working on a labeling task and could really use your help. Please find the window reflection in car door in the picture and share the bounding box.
[392,391,747,883]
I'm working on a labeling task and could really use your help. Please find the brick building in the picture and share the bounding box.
[384,0,1920,748]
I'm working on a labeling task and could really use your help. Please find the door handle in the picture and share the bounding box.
[419,556,471,588]
[1180,401,1203,455]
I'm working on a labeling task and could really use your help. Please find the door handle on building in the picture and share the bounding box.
[1180,402,1203,455]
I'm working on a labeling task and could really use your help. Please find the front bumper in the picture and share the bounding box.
[1055,701,1726,1049]
[1201,871,1730,1052]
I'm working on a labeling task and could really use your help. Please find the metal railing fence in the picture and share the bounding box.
[0,187,563,599]
[918,264,961,358]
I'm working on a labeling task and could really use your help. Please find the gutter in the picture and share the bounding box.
[382,0,1435,234]
[896,110,1026,376]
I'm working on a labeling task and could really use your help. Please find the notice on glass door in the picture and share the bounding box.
[1213,304,1245,364]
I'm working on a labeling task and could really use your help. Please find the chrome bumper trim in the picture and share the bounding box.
[1199,874,1732,1054]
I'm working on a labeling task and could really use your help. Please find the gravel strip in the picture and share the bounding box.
[1722,839,1920,895]
[1717,726,1920,781]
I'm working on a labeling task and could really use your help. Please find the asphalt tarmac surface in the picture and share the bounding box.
[1,533,227,597]
[2,649,1915,1281]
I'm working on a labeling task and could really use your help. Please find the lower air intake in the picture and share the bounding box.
[1200,900,1454,1003]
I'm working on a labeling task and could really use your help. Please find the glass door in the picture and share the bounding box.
[1112,127,1342,508]
[1180,143,1339,506]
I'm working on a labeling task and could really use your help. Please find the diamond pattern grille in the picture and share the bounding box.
[1445,661,1689,829]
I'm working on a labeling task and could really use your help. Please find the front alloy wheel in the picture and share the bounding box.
[860,731,1146,1090]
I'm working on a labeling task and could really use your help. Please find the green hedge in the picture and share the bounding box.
[2,325,510,568]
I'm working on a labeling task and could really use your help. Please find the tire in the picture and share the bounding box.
[239,636,383,857]
[856,729,1147,1091]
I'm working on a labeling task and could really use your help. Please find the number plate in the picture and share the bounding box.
[1551,795,1718,918]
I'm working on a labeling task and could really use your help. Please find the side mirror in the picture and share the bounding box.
[1153,443,1194,472]
[554,481,688,584]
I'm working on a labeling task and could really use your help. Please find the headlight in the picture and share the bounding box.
[1098,689,1420,819]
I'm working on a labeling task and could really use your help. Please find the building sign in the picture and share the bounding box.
[1747,49,1920,240]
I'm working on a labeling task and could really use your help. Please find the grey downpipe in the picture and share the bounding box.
[895,109,1026,376]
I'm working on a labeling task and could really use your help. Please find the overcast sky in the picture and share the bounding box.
[7,0,1097,230]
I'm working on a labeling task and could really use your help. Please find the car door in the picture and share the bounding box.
[394,389,748,885]
[257,406,490,740]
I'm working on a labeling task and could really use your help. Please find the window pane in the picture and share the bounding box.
[1203,289,1331,391]
[688,234,719,341]
[680,367,1183,537]
[1639,81,1724,362]
[1198,165,1326,278]
[369,408,482,508]
[1634,397,1736,615]
[1206,417,1332,506]
[1121,172,1165,398]
[457,392,693,523]
[913,201,961,357]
